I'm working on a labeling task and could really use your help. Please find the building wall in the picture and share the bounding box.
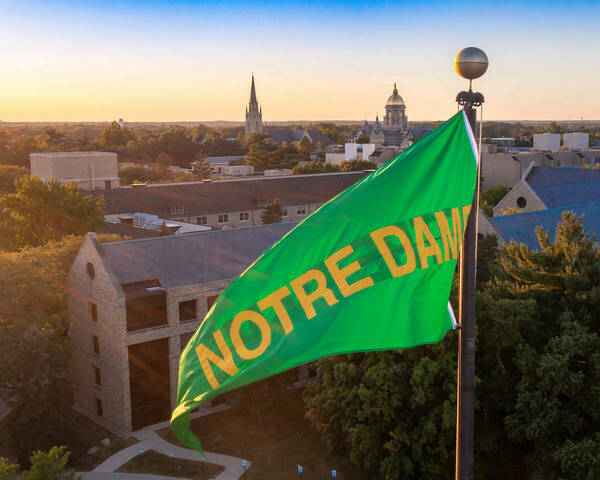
[69,235,130,434]
[563,133,589,150]
[181,204,323,230]
[493,180,545,216]
[481,153,523,191]
[69,233,238,433]
[30,152,119,190]
[533,133,560,152]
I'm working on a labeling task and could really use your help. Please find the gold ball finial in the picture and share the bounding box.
[454,47,488,80]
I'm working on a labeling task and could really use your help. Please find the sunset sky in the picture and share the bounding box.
[1,0,597,122]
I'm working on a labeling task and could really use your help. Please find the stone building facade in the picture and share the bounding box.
[94,171,367,230]
[69,224,294,434]
[30,151,119,190]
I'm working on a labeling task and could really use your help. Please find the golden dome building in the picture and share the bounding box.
[356,83,409,146]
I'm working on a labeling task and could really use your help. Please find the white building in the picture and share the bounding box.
[563,133,589,150]
[30,151,119,190]
[533,133,561,152]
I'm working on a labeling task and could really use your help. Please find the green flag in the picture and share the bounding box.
[171,111,478,449]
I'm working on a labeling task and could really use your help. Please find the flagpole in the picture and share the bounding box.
[453,47,488,480]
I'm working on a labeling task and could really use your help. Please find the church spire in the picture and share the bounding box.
[250,73,258,105]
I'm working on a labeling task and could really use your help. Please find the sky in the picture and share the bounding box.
[0,0,598,122]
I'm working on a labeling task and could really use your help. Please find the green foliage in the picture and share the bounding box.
[95,121,134,147]
[0,235,122,466]
[338,160,376,172]
[24,446,79,480]
[479,185,509,217]
[0,165,30,193]
[304,342,458,480]
[0,458,19,480]
[477,212,600,479]
[261,198,283,224]
[356,133,370,144]
[0,446,80,479]
[193,153,211,178]
[0,177,104,251]
[292,161,339,175]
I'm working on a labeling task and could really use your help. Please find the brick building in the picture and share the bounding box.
[69,224,294,434]
[94,171,367,230]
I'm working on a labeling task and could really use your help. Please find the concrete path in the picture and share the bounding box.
[81,407,248,480]
[80,474,187,480]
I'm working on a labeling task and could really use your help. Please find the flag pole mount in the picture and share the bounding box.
[454,46,487,480]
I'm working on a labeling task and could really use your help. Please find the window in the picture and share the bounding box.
[281,207,288,217]
[239,212,250,222]
[170,205,185,215]
[96,398,103,417]
[180,332,194,352]
[86,262,95,280]
[94,366,101,386]
[207,295,219,310]
[179,299,197,322]
[126,293,168,332]
[92,335,99,354]
[105,180,112,190]
[218,214,229,224]
[197,216,207,225]
[257,199,269,207]
[516,196,527,208]
[297,206,307,215]
[90,302,98,323]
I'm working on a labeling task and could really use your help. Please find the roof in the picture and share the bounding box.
[267,129,332,146]
[526,167,600,208]
[386,83,405,106]
[490,201,600,249]
[30,151,116,158]
[100,223,295,288]
[204,156,245,165]
[95,171,367,217]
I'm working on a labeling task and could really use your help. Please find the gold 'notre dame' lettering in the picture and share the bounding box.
[435,208,462,261]
[195,330,239,390]
[370,225,416,277]
[290,269,339,320]
[324,245,374,298]
[230,310,272,360]
[413,216,443,269]
[258,286,294,335]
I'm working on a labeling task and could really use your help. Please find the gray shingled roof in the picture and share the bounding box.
[96,172,366,217]
[101,223,296,288]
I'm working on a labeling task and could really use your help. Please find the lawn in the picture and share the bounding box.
[117,450,224,479]
[159,390,365,480]
[0,409,136,471]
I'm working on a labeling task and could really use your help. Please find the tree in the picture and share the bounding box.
[291,161,339,175]
[192,153,211,178]
[0,177,104,251]
[261,198,283,224]
[0,458,18,480]
[0,446,80,479]
[476,212,600,479]
[480,185,509,216]
[356,133,370,144]
[95,121,133,147]
[338,160,376,171]
[0,235,121,466]
[0,165,30,193]
[298,137,313,159]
